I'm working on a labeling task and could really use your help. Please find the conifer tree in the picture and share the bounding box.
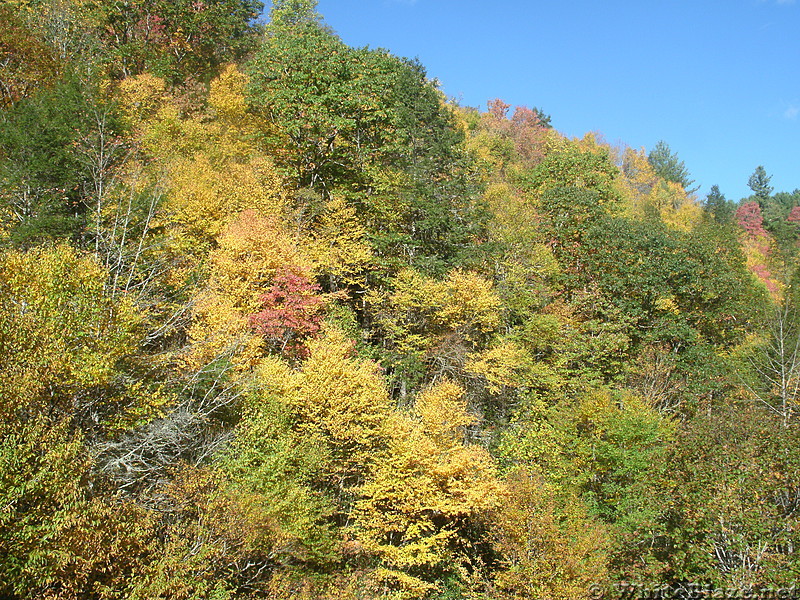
[748,165,774,203]
[647,140,697,193]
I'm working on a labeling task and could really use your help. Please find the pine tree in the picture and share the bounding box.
[704,184,734,224]
[748,165,774,204]
[647,140,697,193]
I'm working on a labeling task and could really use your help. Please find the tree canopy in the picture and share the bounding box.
[1,2,799,599]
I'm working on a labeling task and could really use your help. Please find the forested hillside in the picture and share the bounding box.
[2,1,800,598]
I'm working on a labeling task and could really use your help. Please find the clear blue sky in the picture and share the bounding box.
[265,1,799,201]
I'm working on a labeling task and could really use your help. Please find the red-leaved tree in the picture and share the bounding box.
[249,267,324,359]
[736,201,768,238]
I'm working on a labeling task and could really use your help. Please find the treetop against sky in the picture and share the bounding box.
[294,0,799,201]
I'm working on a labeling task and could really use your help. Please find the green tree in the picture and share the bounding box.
[498,388,675,581]
[648,140,697,193]
[0,75,97,245]
[247,16,487,274]
[704,184,734,224]
[748,165,774,203]
[572,214,760,353]
[661,403,800,587]
[526,140,619,204]
[759,189,800,262]
[93,0,264,82]
[268,0,322,29]
[221,380,341,569]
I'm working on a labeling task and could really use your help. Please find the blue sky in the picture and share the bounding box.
[267,1,798,201]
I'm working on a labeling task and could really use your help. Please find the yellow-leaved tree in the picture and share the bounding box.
[118,66,289,259]
[355,380,503,598]
[167,154,287,254]
[304,196,374,290]
[184,209,314,372]
[0,244,141,422]
[617,146,660,217]
[369,267,503,395]
[462,338,564,417]
[647,180,703,231]
[287,329,396,498]
[222,327,396,574]
[617,146,703,230]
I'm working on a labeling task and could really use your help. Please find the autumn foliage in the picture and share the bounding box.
[1,1,799,599]
[249,267,324,358]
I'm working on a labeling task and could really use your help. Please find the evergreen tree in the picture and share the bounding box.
[704,184,734,224]
[648,140,697,193]
[0,76,96,245]
[748,165,774,204]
